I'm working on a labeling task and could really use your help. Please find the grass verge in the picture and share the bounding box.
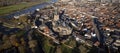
[0,0,50,15]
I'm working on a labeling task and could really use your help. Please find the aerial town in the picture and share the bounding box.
[0,0,120,53]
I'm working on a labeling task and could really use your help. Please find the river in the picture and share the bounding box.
[0,0,58,18]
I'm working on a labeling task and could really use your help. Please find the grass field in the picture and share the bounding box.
[0,0,49,15]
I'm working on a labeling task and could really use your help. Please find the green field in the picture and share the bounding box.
[0,0,49,15]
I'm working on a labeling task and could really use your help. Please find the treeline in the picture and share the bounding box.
[0,0,42,7]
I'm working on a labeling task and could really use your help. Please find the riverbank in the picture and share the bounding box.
[0,0,49,16]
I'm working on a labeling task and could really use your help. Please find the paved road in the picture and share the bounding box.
[78,12,101,42]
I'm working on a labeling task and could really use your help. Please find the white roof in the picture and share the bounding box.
[36,9,40,11]
[85,34,89,36]
[91,33,96,37]
[76,37,79,41]
[14,16,19,19]
[31,26,38,29]
[92,34,96,37]
[83,28,88,31]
